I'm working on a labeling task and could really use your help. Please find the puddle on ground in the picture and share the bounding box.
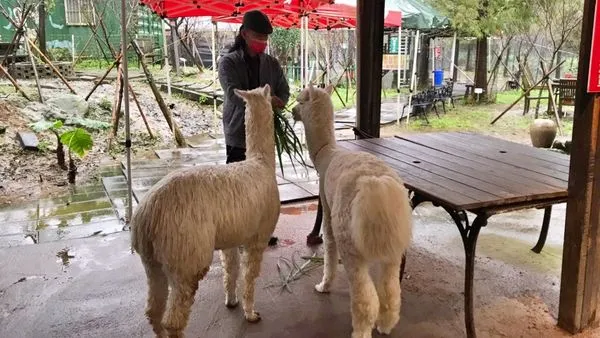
[473,233,562,274]
[56,247,75,266]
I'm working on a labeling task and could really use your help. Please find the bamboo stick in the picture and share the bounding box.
[128,83,154,138]
[85,54,122,101]
[27,39,77,94]
[132,40,186,147]
[0,63,31,101]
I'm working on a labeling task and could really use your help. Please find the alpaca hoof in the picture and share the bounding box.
[376,326,392,335]
[306,233,323,246]
[225,299,239,309]
[351,331,371,338]
[315,282,330,293]
[245,311,261,323]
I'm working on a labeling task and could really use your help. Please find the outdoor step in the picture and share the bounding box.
[0,233,37,248]
[0,220,36,237]
[278,183,315,203]
[37,198,113,220]
[37,207,117,230]
[37,219,124,244]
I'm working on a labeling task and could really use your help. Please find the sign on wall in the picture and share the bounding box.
[588,0,600,92]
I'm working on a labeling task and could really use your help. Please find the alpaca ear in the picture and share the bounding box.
[307,83,315,100]
[324,84,334,96]
[234,88,247,100]
[262,84,271,97]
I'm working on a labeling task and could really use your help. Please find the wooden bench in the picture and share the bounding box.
[310,132,569,338]
[556,78,576,117]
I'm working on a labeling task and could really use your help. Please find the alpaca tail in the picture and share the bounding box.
[350,175,413,261]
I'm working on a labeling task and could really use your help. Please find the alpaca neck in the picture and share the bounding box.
[245,115,276,168]
[304,119,336,169]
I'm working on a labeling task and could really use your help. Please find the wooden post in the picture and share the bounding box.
[38,2,47,56]
[558,0,600,333]
[24,32,43,103]
[356,0,385,138]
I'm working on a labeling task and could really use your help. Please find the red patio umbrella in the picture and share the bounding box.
[139,0,332,19]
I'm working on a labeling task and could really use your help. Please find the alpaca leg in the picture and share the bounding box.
[241,244,267,323]
[220,248,240,308]
[162,269,207,338]
[315,210,337,293]
[375,262,402,335]
[143,260,169,337]
[346,258,379,338]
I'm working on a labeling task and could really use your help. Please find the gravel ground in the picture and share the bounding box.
[0,75,222,205]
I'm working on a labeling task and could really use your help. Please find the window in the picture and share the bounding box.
[64,0,96,26]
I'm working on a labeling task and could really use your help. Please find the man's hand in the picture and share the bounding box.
[272,96,286,110]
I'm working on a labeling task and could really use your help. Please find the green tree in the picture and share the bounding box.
[61,128,93,184]
[269,28,300,68]
[432,0,533,102]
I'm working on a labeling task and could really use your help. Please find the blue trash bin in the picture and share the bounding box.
[433,69,444,87]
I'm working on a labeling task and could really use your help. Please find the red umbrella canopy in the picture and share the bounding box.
[139,0,333,19]
[214,3,401,30]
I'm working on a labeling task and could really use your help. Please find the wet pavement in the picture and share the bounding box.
[0,165,127,248]
[1,200,599,337]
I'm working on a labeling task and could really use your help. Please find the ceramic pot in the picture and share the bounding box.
[530,119,557,148]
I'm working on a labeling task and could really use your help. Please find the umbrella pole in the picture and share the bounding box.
[212,21,217,128]
[162,19,171,96]
[396,26,402,125]
[300,16,305,88]
[120,0,133,224]
[407,30,420,126]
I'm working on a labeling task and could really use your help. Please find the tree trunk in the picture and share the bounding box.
[555,51,562,78]
[418,36,431,89]
[473,36,489,102]
[67,153,77,184]
[38,2,47,55]
[54,132,67,170]
[466,41,474,71]
[453,39,460,82]
[503,46,511,77]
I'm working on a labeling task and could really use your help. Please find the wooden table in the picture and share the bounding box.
[320,132,570,338]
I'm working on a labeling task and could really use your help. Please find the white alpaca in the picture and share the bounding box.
[131,85,280,338]
[292,85,413,338]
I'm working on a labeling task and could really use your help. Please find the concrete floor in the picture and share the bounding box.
[1,201,599,338]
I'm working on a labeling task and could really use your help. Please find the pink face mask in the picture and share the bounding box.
[248,39,268,54]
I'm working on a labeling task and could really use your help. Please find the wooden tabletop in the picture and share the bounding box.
[339,132,570,211]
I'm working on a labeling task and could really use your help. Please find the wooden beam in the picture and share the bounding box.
[558,0,600,333]
[356,0,385,139]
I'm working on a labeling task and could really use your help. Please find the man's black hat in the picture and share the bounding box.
[241,10,273,35]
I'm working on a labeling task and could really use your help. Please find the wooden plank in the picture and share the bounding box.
[367,138,565,196]
[350,139,511,199]
[435,133,571,177]
[340,142,490,210]
[454,132,570,166]
[401,133,570,181]
[390,136,568,189]
[430,132,570,173]
[558,0,600,331]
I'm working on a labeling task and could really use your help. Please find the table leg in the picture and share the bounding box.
[306,197,324,246]
[444,207,488,338]
[531,206,552,254]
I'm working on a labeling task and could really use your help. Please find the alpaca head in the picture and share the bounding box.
[291,84,334,127]
[234,84,273,130]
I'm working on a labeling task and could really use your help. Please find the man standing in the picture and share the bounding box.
[218,10,290,245]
